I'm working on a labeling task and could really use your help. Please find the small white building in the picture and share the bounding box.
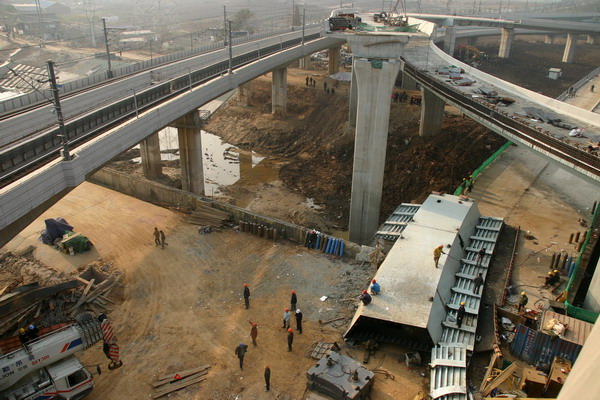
[549,68,562,80]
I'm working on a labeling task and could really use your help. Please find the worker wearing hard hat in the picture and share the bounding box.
[456,301,466,328]
[18,328,29,344]
[518,291,529,313]
[433,245,446,268]
[27,324,39,341]
[371,279,381,295]
[359,290,372,306]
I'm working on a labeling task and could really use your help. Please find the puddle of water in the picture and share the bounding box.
[131,128,279,198]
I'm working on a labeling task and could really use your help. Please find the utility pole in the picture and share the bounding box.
[102,18,112,78]
[223,6,228,46]
[46,60,70,161]
[228,20,233,74]
[84,0,97,47]
[302,9,305,45]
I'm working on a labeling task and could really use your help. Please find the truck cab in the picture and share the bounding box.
[1,355,94,400]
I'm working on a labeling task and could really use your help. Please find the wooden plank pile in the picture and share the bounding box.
[67,275,120,318]
[152,364,211,399]
[185,205,231,227]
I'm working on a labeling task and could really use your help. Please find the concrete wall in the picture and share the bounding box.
[89,168,361,257]
[584,258,600,312]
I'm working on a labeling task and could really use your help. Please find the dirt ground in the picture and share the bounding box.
[2,183,429,400]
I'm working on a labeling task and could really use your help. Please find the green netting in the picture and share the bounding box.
[564,204,600,323]
[371,59,383,69]
[453,140,513,196]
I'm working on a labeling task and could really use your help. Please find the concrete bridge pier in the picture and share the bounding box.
[419,87,446,137]
[299,55,311,69]
[586,35,595,45]
[271,68,287,117]
[348,67,358,128]
[562,33,577,63]
[498,28,514,59]
[444,25,457,56]
[237,82,252,106]
[140,132,162,179]
[174,112,204,195]
[401,72,419,90]
[348,58,400,245]
[328,46,341,75]
[545,34,556,44]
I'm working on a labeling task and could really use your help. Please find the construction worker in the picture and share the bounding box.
[456,302,466,328]
[591,84,595,93]
[159,230,167,249]
[359,290,372,306]
[433,245,445,268]
[264,365,271,392]
[243,283,250,309]
[234,342,248,370]
[295,309,303,334]
[18,328,28,344]
[371,279,381,295]
[248,320,258,346]
[290,290,297,312]
[518,291,529,313]
[27,324,39,340]
[305,76,309,86]
[323,81,328,92]
[544,271,554,286]
[472,273,484,294]
[476,248,486,266]
[551,270,561,285]
[153,227,160,246]
[282,308,290,329]
[287,328,294,351]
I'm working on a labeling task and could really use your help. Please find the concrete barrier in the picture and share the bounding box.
[89,168,361,257]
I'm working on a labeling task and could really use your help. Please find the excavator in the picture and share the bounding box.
[0,313,122,400]
[456,44,489,62]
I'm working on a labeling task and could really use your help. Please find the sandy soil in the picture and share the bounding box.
[2,182,429,400]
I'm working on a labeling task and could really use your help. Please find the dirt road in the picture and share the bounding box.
[3,182,428,399]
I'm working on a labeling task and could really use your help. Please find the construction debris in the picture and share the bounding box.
[307,351,374,399]
[152,364,211,399]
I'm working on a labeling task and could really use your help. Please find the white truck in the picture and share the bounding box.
[0,315,121,400]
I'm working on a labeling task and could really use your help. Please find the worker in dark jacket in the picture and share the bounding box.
[518,292,528,313]
[19,328,29,344]
[234,343,248,369]
[290,290,297,311]
[295,309,303,334]
[472,273,484,294]
[28,324,39,340]
[456,302,466,328]
[264,365,271,392]
[243,283,250,309]
[287,328,294,351]
[359,290,372,305]
[249,320,258,346]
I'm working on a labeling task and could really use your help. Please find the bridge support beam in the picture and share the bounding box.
[444,26,456,56]
[237,82,252,106]
[299,55,311,69]
[401,71,419,90]
[348,67,358,128]
[419,87,445,137]
[140,132,162,179]
[349,58,400,245]
[586,35,595,45]
[562,33,577,63]
[175,112,204,195]
[271,68,287,117]
[498,28,514,59]
[328,46,341,75]
[545,35,556,44]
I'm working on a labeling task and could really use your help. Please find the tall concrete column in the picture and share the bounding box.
[349,58,401,245]
[401,71,419,90]
[545,34,556,44]
[299,55,311,69]
[140,132,162,178]
[237,82,252,106]
[271,68,287,117]
[348,67,358,128]
[444,26,456,56]
[419,87,446,137]
[328,46,341,75]
[498,28,514,59]
[586,35,595,45]
[175,112,204,195]
[562,33,577,63]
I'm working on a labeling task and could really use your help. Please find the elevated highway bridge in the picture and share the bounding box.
[0,15,599,248]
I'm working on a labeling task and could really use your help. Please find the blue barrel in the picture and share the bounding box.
[339,240,345,257]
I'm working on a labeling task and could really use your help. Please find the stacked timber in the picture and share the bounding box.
[185,205,231,227]
[152,364,211,399]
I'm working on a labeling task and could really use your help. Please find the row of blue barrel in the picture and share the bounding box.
[306,231,345,257]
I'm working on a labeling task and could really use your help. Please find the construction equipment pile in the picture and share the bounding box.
[0,254,121,353]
